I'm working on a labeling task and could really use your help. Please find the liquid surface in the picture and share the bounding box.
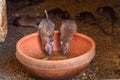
[35,51,77,60]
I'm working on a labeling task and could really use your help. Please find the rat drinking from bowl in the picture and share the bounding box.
[38,10,55,55]
[60,20,77,55]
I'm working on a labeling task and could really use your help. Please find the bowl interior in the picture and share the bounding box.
[18,31,93,60]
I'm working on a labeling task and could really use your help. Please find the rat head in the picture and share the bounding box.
[60,40,70,55]
[45,40,54,55]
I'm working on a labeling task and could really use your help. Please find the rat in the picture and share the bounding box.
[45,8,70,21]
[76,11,113,35]
[13,15,43,27]
[76,11,95,25]
[60,20,77,55]
[38,10,55,55]
[96,6,116,33]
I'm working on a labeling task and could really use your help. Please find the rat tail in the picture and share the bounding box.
[45,10,49,19]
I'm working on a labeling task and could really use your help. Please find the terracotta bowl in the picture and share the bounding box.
[16,30,95,80]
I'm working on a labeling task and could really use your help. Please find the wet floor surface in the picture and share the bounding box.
[0,0,120,80]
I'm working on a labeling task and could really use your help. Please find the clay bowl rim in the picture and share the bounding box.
[16,31,95,63]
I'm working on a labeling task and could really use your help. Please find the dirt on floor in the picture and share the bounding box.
[0,0,120,80]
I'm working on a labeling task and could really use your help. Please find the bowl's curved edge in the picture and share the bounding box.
[16,30,96,70]
[15,30,96,79]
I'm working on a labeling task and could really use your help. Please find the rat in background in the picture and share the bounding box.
[13,8,70,28]
[96,6,116,34]
[44,8,70,21]
[60,20,77,55]
[76,11,95,25]
[12,14,43,36]
[13,14,43,28]
[76,11,114,35]
[38,10,55,55]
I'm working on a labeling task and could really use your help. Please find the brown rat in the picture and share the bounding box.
[38,10,55,55]
[13,16,43,27]
[76,11,95,25]
[60,20,77,55]
[96,6,116,33]
[76,11,113,35]
[45,8,70,21]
